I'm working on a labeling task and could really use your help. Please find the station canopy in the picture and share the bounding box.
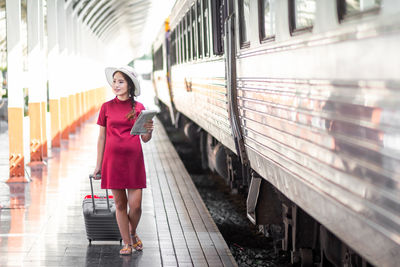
[68,0,175,60]
[0,0,175,69]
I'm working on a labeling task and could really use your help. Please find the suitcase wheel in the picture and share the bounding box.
[88,239,92,245]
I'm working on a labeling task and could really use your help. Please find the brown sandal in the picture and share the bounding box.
[131,234,143,251]
[119,244,132,255]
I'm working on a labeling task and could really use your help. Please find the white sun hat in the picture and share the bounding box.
[105,66,141,96]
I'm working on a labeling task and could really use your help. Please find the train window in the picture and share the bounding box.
[153,46,163,71]
[177,27,181,65]
[211,0,225,55]
[181,20,184,63]
[191,6,197,60]
[187,12,192,61]
[203,0,209,57]
[170,30,175,66]
[177,23,181,64]
[197,0,203,59]
[174,26,177,65]
[172,30,177,66]
[259,0,276,41]
[170,31,173,66]
[183,16,187,62]
[166,30,171,66]
[289,0,316,33]
[337,0,381,20]
[239,0,251,47]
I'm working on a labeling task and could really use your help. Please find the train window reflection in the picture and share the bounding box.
[191,6,197,60]
[239,0,251,47]
[174,30,178,65]
[211,0,224,55]
[187,12,192,61]
[259,0,276,41]
[153,46,163,71]
[197,0,203,59]
[171,31,174,66]
[203,0,209,57]
[290,0,316,32]
[338,0,381,20]
[171,30,176,65]
[178,23,182,64]
[181,20,185,62]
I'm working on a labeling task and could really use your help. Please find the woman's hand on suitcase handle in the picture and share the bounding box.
[92,167,101,180]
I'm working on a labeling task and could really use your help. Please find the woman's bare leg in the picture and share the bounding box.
[127,189,142,241]
[112,189,131,246]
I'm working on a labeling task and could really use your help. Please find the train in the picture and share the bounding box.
[151,1,400,266]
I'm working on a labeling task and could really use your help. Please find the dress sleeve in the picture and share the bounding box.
[97,103,107,127]
[136,102,146,114]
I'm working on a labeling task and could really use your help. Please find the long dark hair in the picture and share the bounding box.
[114,71,136,119]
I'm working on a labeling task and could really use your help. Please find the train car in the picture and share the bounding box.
[152,0,238,166]
[171,0,238,156]
[152,0,400,266]
[152,22,177,125]
[233,1,400,266]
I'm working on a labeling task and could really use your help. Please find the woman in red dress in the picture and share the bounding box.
[93,66,154,255]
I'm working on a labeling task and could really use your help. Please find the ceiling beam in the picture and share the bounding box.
[73,0,96,19]
[90,0,125,32]
[64,0,74,10]
[99,15,146,40]
[82,0,112,24]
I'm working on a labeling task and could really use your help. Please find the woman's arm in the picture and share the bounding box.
[141,120,154,143]
[93,126,106,177]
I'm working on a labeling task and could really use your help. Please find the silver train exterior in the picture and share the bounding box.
[152,1,400,266]
[152,0,237,154]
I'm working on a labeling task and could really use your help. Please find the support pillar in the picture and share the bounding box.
[28,102,43,161]
[68,94,76,133]
[57,0,71,139]
[47,0,61,147]
[39,0,47,158]
[8,108,25,180]
[57,0,69,139]
[60,96,69,139]
[49,99,61,147]
[75,20,83,128]
[41,101,47,157]
[6,0,27,182]
[83,91,87,121]
[75,93,81,128]
[27,0,44,162]
[65,4,77,134]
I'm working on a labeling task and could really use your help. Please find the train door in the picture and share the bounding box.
[224,0,248,166]
[165,20,177,125]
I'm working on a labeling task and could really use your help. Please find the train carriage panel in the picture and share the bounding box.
[152,24,176,124]
[235,1,400,265]
[153,69,173,110]
[171,59,236,153]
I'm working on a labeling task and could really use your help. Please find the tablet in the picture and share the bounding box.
[130,110,158,135]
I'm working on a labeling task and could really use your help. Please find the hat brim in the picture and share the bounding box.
[105,67,141,96]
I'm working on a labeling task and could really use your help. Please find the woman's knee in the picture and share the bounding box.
[130,204,141,214]
[115,202,127,212]
[114,198,128,212]
[112,190,128,211]
[127,189,142,214]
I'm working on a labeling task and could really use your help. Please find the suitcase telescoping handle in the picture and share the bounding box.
[89,174,111,213]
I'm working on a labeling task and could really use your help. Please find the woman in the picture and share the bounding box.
[93,66,154,255]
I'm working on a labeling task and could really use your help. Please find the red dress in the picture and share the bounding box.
[97,97,146,189]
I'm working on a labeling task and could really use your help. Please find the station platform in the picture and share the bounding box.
[0,114,237,266]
